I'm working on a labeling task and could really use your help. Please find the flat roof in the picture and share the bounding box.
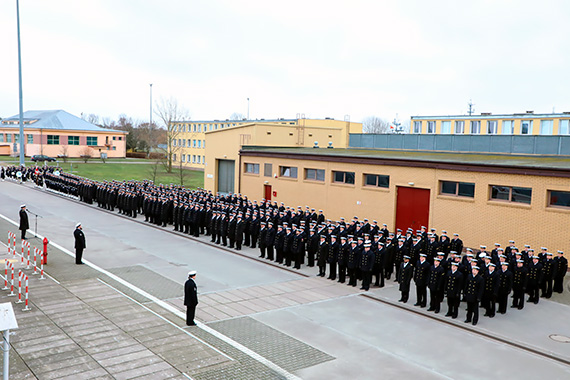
[411,113,570,121]
[240,146,570,172]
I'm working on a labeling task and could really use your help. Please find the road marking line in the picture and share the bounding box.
[0,212,302,380]
[97,278,234,361]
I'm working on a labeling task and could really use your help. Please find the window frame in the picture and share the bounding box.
[487,120,498,134]
[47,135,60,145]
[548,190,570,209]
[520,120,533,135]
[439,180,475,198]
[86,136,98,146]
[559,119,569,135]
[364,173,390,188]
[244,163,260,174]
[305,168,325,182]
[413,121,422,134]
[502,120,514,135]
[427,121,436,134]
[279,166,298,179]
[264,163,272,177]
[470,121,481,134]
[489,185,532,204]
[333,170,356,185]
[68,136,79,145]
[540,120,553,135]
[454,120,465,134]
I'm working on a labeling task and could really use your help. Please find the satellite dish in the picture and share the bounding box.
[16,171,22,178]
[54,171,61,176]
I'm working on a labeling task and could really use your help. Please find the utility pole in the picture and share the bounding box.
[16,0,25,166]
[150,84,153,126]
[468,99,475,116]
[247,98,250,120]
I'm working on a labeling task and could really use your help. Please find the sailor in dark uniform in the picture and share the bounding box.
[398,255,414,303]
[464,266,484,326]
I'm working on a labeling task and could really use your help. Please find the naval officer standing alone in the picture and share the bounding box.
[74,222,86,264]
[184,270,199,326]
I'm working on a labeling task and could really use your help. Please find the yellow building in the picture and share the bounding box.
[170,117,361,170]
[200,118,362,193]
[237,146,570,252]
[411,112,570,135]
[0,110,127,158]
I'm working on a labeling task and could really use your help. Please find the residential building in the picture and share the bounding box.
[410,111,570,136]
[0,110,127,158]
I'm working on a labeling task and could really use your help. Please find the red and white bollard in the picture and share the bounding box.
[16,271,23,304]
[2,259,8,290]
[7,232,11,256]
[21,273,30,311]
[6,262,15,297]
[33,247,39,275]
[25,241,31,269]
[20,240,25,265]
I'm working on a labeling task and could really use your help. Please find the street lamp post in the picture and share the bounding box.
[150,83,153,127]
[16,0,25,166]
[247,98,250,120]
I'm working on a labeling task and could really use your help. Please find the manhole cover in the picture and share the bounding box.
[549,334,570,343]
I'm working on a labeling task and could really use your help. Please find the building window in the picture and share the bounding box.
[197,155,201,164]
[264,163,272,177]
[245,163,259,174]
[333,171,355,184]
[203,140,205,148]
[502,120,514,134]
[113,146,116,150]
[549,190,570,208]
[27,134,33,144]
[540,120,553,135]
[364,174,389,188]
[173,154,177,162]
[6,134,12,143]
[118,136,122,141]
[187,139,191,146]
[441,121,451,134]
[202,155,205,164]
[182,139,186,147]
[454,121,465,134]
[47,135,59,145]
[521,120,533,135]
[470,121,481,134]
[413,121,422,134]
[427,121,436,134]
[440,181,475,198]
[192,155,195,163]
[14,134,20,143]
[305,168,325,181]
[181,154,186,162]
[198,140,201,148]
[280,166,298,178]
[193,139,197,148]
[559,120,570,135]
[0,134,4,142]
[68,136,79,145]
[113,136,116,140]
[490,185,532,204]
[487,120,498,134]
[86,136,97,146]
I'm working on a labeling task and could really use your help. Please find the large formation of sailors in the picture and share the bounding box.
[2,165,568,324]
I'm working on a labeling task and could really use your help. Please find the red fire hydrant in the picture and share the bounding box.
[43,237,49,265]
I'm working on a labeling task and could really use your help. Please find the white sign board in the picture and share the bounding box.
[0,303,18,331]
[207,174,214,179]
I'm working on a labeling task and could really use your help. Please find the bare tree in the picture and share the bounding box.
[230,112,246,121]
[362,116,391,134]
[178,161,188,186]
[154,97,191,173]
[148,159,161,184]
[79,147,93,163]
[138,121,164,157]
[81,113,100,125]
[60,145,69,163]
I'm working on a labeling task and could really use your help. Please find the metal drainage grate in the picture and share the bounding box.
[549,334,570,343]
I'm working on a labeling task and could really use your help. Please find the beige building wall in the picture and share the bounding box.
[203,120,361,193]
[0,128,126,158]
[173,118,362,170]
[239,153,570,252]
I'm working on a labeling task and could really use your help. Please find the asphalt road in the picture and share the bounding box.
[1,178,569,380]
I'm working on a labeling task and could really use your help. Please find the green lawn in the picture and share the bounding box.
[1,158,204,188]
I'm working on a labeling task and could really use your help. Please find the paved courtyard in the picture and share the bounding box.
[0,178,570,379]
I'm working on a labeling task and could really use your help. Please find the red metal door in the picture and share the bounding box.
[395,186,430,233]
[264,184,272,201]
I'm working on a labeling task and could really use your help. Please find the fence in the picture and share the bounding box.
[349,134,570,156]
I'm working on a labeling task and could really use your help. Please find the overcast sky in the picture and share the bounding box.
[1,0,569,126]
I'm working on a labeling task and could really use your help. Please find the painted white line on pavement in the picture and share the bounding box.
[0,212,302,380]
[97,278,234,361]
